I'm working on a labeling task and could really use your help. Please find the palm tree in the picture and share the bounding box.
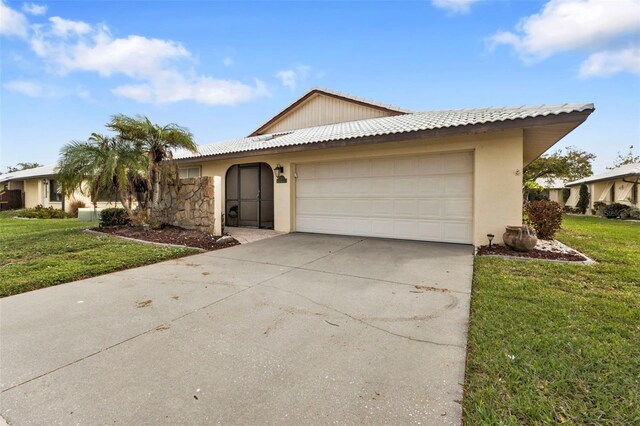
[56,133,145,218]
[107,115,197,213]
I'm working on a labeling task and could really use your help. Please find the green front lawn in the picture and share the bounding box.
[464,216,640,424]
[0,210,199,297]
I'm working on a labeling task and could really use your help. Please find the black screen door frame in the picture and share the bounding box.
[225,163,274,229]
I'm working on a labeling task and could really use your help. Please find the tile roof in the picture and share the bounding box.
[567,162,640,186]
[175,103,595,160]
[0,163,57,183]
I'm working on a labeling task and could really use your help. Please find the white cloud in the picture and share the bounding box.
[22,2,47,16]
[48,16,92,37]
[276,64,311,90]
[222,56,233,66]
[432,0,482,14]
[0,2,269,105]
[579,47,640,77]
[3,80,42,97]
[0,0,28,38]
[112,72,269,105]
[490,0,640,60]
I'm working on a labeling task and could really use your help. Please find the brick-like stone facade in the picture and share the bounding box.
[150,177,216,233]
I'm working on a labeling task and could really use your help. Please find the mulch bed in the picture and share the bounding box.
[476,244,588,262]
[94,225,240,251]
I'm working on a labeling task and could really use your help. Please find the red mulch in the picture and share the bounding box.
[476,244,587,262]
[95,225,240,251]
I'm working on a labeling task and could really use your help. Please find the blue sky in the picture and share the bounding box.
[1,0,639,173]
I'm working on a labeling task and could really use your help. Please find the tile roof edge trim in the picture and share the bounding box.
[177,107,594,162]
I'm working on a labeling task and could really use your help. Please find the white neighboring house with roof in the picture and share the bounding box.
[534,177,569,206]
[174,87,594,245]
[566,163,640,211]
[0,164,127,212]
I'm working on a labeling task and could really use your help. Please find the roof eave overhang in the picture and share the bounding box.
[566,172,640,187]
[177,108,594,164]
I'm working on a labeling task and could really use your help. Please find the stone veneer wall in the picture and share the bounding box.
[151,177,216,233]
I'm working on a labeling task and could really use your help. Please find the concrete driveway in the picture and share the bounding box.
[0,233,473,425]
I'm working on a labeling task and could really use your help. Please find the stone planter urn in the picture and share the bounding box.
[503,225,538,252]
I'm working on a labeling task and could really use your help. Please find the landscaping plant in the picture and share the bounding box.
[17,205,69,219]
[576,183,590,214]
[603,202,632,219]
[524,200,563,239]
[99,208,130,226]
[69,200,86,218]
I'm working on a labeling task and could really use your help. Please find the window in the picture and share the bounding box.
[49,180,63,202]
[179,166,201,178]
[632,183,638,204]
[610,184,616,202]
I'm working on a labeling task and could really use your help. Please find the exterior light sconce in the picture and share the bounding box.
[274,164,287,183]
[487,233,495,248]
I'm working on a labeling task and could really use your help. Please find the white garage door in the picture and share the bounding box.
[295,151,473,244]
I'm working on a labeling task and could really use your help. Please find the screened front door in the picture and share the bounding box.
[225,163,274,229]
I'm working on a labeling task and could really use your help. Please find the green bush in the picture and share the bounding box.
[628,208,640,220]
[577,183,590,214]
[17,205,69,219]
[69,200,86,218]
[602,203,630,219]
[525,200,563,239]
[99,208,130,226]
[593,201,607,216]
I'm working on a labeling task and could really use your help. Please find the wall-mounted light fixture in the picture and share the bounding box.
[274,164,287,183]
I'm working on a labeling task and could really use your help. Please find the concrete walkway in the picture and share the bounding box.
[225,226,284,244]
[0,233,474,425]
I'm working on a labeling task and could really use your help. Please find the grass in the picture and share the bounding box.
[0,210,199,297]
[464,215,640,425]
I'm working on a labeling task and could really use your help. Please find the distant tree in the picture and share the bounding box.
[523,146,596,199]
[3,162,43,174]
[607,145,640,170]
[577,184,590,214]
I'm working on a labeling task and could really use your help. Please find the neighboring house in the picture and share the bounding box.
[534,177,568,206]
[0,164,128,212]
[174,88,594,245]
[566,163,640,211]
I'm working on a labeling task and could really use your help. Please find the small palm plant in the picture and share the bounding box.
[107,115,197,214]
[56,133,145,218]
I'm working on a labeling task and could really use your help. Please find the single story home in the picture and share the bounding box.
[174,88,594,245]
[0,164,128,213]
[566,162,640,210]
[534,177,569,206]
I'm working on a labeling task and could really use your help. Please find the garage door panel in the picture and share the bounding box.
[444,199,473,219]
[445,175,473,194]
[296,152,473,244]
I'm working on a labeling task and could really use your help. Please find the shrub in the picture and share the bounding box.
[602,203,630,219]
[563,206,581,214]
[525,200,563,240]
[17,205,69,219]
[69,200,86,218]
[628,208,640,220]
[576,184,590,214]
[593,201,607,216]
[99,208,130,226]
